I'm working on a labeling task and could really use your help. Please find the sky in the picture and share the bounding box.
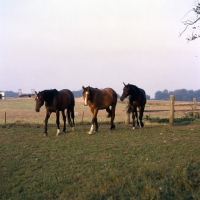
[1,0,200,98]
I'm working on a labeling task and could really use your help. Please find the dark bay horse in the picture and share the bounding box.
[120,83,146,129]
[35,89,75,136]
[82,86,117,134]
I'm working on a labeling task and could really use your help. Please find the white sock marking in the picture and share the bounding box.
[56,129,60,136]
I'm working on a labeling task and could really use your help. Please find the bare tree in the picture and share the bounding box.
[180,1,200,41]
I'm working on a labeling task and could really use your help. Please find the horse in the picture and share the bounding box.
[82,86,117,134]
[35,89,75,136]
[120,83,146,129]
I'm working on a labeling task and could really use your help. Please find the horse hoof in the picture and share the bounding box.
[72,127,75,132]
[87,131,94,135]
[56,129,61,136]
[44,133,48,136]
[132,127,135,130]
[110,125,115,130]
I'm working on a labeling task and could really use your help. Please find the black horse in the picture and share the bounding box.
[82,86,117,134]
[120,83,146,129]
[35,89,75,136]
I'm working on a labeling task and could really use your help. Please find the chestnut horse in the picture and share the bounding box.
[120,83,146,129]
[82,86,117,134]
[35,89,75,136]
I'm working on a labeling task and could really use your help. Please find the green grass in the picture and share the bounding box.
[1,98,200,199]
[1,121,200,199]
[144,115,196,125]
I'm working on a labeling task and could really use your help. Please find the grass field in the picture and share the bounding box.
[0,98,200,199]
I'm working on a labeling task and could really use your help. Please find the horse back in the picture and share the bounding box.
[53,89,74,110]
[93,88,117,109]
[60,89,74,104]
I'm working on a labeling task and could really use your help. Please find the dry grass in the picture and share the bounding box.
[0,98,198,125]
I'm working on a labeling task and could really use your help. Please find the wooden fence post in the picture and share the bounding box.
[125,101,130,125]
[193,98,197,117]
[5,112,6,124]
[169,95,174,125]
[82,111,84,123]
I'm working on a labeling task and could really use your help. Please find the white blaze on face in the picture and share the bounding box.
[84,92,88,106]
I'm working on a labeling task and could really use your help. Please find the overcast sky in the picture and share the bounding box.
[1,0,200,98]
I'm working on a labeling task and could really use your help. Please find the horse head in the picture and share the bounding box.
[120,82,131,101]
[35,91,44,112]
[82,86,92,106]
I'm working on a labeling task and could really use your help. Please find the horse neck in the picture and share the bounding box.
[43,90,58,104]
[129,85,139,98]
[89,87,103,103]
[89,87,96,101]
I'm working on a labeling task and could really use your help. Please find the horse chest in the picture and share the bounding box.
[131,101,139,107]
[45,103,56,112]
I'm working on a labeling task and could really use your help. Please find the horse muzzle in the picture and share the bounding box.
[120,97,124,101]
[35,108,40,112]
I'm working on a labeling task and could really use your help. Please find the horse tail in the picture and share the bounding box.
[71,94,75,125]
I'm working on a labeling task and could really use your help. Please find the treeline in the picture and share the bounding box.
[155,89,200,101]
[2,89,199,101]
[0,90,84,98]
[3,91,18,98]
[1,90,84,98]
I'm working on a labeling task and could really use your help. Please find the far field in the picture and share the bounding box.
[0,97,197,125]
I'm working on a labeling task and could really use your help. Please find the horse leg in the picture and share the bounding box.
[44,111,51,136]
[131,107,136,129]
[94,117,98,132]
[67,107,75,132]
[106,107,112,118]
[67,108,72,127]
[110,105,116,130]
[88,109,98,134]
[134,107,140,128]
[139,106,145,128]
[70,106,75,131]
[61,110,66,132]
[56,110,61,136]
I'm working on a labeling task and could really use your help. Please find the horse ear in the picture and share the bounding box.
[82,86,85,90]
[123,82,126,86]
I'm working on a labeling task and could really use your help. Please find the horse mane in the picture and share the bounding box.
[128,84,146,97]
[41,89,59,104]
[128,84,139,95]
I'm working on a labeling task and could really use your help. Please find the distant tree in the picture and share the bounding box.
[155,90,169,100]
[4,91,18,97]
[72,89,83,98]
[194,89,200,100]
[155,91,162,100]
[174,89,188,101]
[180,1,200,41]
[155,89,200,101]
[146,95,150,100]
